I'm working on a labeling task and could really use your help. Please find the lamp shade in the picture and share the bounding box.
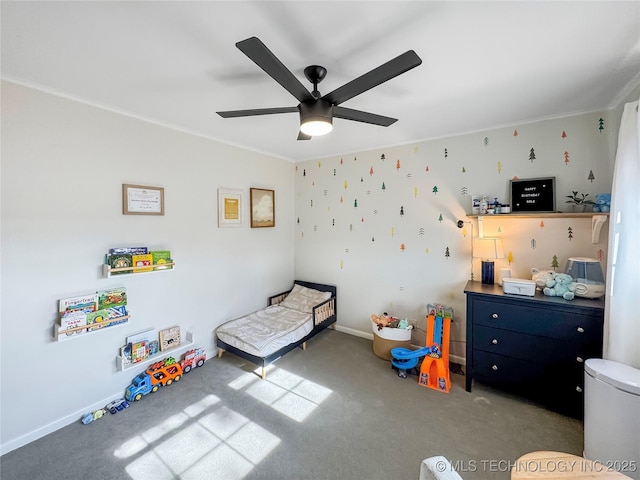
[473,238,505,260]
[299,100,333,136]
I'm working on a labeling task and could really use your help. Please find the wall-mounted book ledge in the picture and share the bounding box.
[102,262,175,278]
[116,331,194,371]
[55,315,130,341]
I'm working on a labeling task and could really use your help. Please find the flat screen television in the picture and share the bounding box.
[510,177,556,213]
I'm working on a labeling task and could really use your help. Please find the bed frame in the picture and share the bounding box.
[216,280,337,379]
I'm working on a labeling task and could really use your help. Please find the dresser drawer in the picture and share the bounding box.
[474,351,546,385]
[474,351,586,390]
[472,298,602,342]
[473,325,600,366]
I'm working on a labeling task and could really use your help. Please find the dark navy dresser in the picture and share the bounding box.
[464,281,605,417]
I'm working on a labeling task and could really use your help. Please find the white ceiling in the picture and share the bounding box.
[2,1,639,162]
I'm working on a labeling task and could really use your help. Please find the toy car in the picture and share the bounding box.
[105,398,130,414]
[81,413,94,425]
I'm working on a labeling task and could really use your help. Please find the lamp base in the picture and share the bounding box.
[481,260,495,284]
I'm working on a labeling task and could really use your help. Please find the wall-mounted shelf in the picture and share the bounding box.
[103,262,175,278]
[468,213,609,243]
[116,331,194,371]
[467,212,608,219]
[55,315,130,341]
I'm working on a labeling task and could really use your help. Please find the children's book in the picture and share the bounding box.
[97,287,127,309]
[151,250,172,270]
[109,247,148,255]
[131,340,148,363]
[126,328,157,346]
[107,254,132,274]
[132,253,153,273]
[58,294,98,339]
[86,309,112,331]
[159,326,181,351]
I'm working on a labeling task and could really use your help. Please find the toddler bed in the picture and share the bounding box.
[216,280,337,379]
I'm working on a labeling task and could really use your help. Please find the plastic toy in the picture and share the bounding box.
[543,272,576,300]
[125,358,183,402]
[81,407,107,425]
[391,304,452,393]
[106,398,130,414]
[180,348,206,373]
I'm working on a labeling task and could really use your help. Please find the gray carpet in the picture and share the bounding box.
[0,330,583,480]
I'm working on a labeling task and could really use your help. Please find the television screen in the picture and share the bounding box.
[510,177,556,212]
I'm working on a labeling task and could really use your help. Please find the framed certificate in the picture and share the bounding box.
[123,184,165,215]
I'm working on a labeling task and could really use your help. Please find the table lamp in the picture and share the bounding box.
[473,238,504,284]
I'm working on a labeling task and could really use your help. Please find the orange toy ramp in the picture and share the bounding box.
[418,305,452,393]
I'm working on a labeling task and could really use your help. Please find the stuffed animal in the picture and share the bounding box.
[531,268,555,291]
[594,193,611,213]
[371,313,398,330]
[397,318,411,330]
[543,272,576,300]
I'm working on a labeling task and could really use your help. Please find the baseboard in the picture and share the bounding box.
[334,324,373,340]
[0,391,124,455]
[0,353,216,456]
[334,326,466,366]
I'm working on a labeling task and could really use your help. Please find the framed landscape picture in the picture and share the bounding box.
[218,188,243,227]
[250,188,275,228]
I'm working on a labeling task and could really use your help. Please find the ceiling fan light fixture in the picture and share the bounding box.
[299,100,333,136]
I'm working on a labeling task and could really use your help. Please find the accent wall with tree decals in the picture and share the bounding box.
[294,110,614,360]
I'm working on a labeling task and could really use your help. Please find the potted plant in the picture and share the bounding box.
[565,191,595,212]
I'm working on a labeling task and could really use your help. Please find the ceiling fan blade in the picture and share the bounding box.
[323,50,422,106]
[297,131,312,141]
[217,107,298,118]
[236,37,314,104]
[333,106,397,126]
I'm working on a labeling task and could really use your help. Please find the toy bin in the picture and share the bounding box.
[371,321,412,360]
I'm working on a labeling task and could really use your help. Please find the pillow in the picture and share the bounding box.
[279,284,331,313]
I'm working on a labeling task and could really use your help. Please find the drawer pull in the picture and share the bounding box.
[577,327,585,333]
[576,356,584,363]
[576,386,583,393]
[491,338,498,345]
[492,364,498,371]
[492,313,499,319]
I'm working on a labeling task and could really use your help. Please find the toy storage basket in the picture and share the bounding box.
[371,320,411,360]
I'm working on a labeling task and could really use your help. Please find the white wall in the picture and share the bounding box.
[294,112,616,360]
[0,81,295,454]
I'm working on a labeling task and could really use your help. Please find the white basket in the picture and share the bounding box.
[371,320,412,341]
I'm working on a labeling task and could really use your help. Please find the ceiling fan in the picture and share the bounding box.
[216,37,422,140]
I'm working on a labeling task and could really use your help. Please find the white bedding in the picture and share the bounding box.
[216,305,313,357]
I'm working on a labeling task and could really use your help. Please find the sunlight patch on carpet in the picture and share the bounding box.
[117,394,281,479]
[229,366,333,422]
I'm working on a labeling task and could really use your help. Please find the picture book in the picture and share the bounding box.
[109,247,148,255]
[108,305,128,319]
[151,250,173,270]
[132,253,153,273]
[159,326,181,351]
[97,287,127,309]
[126,328,157,346]
[58,293,97,338]
[59,293,98,316]
[107,253,132,274]
[120,343,132,365]
[59,311,89,340]
[86,309,112,331]
[131,340,148,363]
